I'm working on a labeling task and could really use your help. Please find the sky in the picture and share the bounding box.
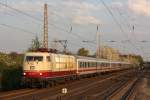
[0,0,150,61]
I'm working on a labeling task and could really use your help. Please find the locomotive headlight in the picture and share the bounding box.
[23,72,26,76]
[40,73,42,76]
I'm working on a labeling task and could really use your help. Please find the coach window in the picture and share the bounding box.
[93,62,95,67]
[87,62,89,67]
[111,63,113,67]
[83,62,85,68]
[99,62,101,67]
[114,63,116,67]
[86,62,88,67]
[119,64,121,67]
[46,56,51,62]
[92,62,94,67]
[86,62,88,68]
[101,63,104,67]
[103,63,105,67]
[102,63,105,67]
[96,62,98,67]
[106,63,108,67]
[97,62,99,67]
[91,62,93,67]
[91,62,94,67]
[82,62,84,68]
[79,62,81,67]
[80,62,82,68]
[104,63,106,67]
[83,62,86,68]
[101,63,103,67]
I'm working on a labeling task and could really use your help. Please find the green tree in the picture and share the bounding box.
[136,55,144,66]
[29,36,41,51]
[77,48,89,56]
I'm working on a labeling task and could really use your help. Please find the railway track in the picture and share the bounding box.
[45,69,137,100]
[120,78,139,100]
[0,89,37,100]
[83,74,141,100]
[62,76,136,100]
[105,78,139,100]
[0,69,137,100]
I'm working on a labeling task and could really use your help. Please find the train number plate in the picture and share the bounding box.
[30,66,35,70]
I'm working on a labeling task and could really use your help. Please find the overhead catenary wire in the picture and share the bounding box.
[98,0,144,55]
[0,23,36,35]
[0,2,41,21]
[0,2,95,44]
[112,7,142,54]
[0,1,97,53]
[1,1,143,56]
[113,3,146,57]
[50,40,96,53]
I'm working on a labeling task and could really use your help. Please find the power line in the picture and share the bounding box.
[0,2,41,21]
[113,4,146,57]
[0,2,98,54]
[0,2,91,41]
[0,23,36,35]
[99,0,125,34]
[0,23,95,53]
[98,0,143,55]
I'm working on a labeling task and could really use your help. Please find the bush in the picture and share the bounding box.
[0,62,6,72]
[1,66,22,91]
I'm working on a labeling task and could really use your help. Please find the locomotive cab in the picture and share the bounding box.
[23,52,52,78]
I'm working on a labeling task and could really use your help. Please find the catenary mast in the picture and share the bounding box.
[43,3,48,49]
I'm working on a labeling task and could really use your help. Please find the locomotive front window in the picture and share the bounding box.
[26,56,34,61]
[26,56,43,61]
[34,56,43,61]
